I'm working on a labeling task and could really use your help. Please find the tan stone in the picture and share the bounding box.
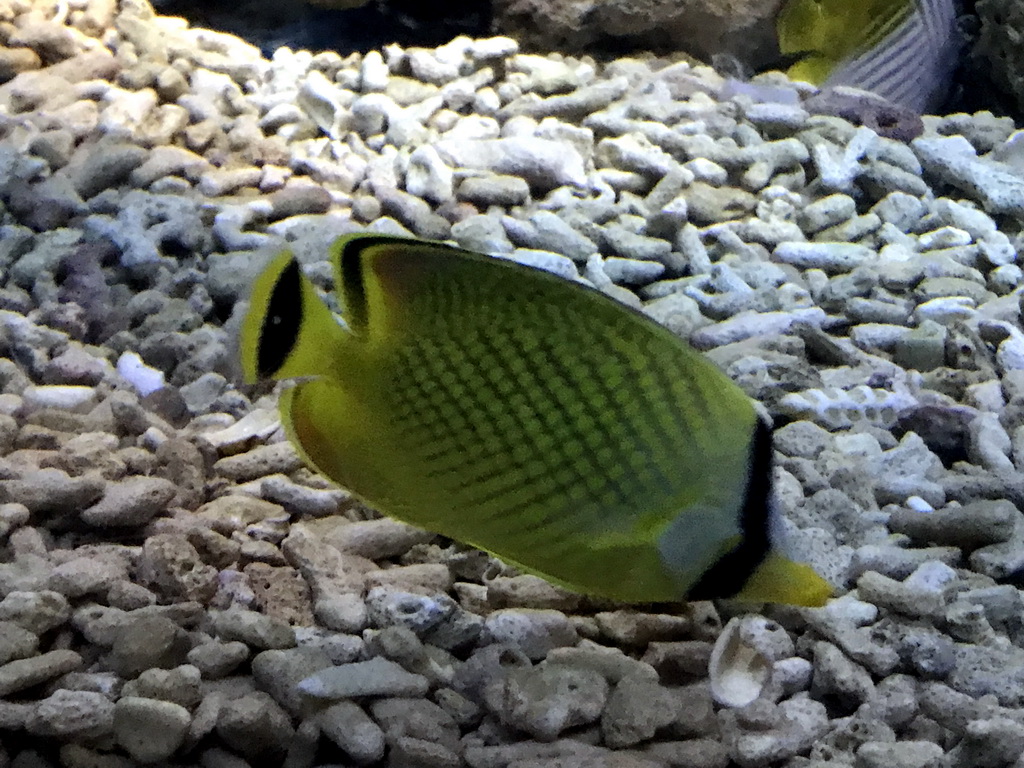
[244,562,316,627]
[0,45,40,82]
[493,0,783,69]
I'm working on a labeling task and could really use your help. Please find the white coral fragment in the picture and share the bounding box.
[778,385,919,430]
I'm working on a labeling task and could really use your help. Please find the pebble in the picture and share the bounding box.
[244,561,315,626]
[267,182,331,219]
[188,640,250,679]
[914,135,1024,217]
[389,735,463,768]
[199,409,279,452]
[0,590,70,634]
[646,739,730,768]
[360,50,390,91]
[722,696,830,765]
[434,687,482,728]
[452,643,531,704]
[215,691,294,762]
[455,174,526,207]
[364,562,453,594]
[684,157,728,185]
[79,475,177,527]
[297,627,363,665]
[194,495,286,533]
[856,571,946,620]
[0,468,105,515]
[686,181,758,223]
[130,144,211,187]
[773,241,875,273]
[326,518,435,560]
[21,384,98,412]
[601,227,673,262]
[502,77,629,121]
[406,144,454,203]
[914,296,976,325]
[138,534,219,603]
[434,137,587,191]
[546,645,659,683]
[505,248,579,279]
[509,211,597,260]
[366,589,454,638]
[596,134,678,178]
[24,689,115,740]
[595,610,691,646]
[798,192,856,231]
[123,664,202,708]
[213,442,304,482]
[484,609,579,661]
[106,615,191,678]
[601,675,680,748]
[210,608,296,651]
[260,474,346,516]
[947,644,1024,707]
[811,641,875,709]
[0,621,37,665]
[690,307,826,349]
[0,649,82,696]
[298,656,430,698]
[484,664,609,741]
[369,696,461,750]
[464,740,632,768]
[68,141,149,199]
[377,186,451,239]
[197,166,263,196]
[48,554,127,598]
[888,500,1018,550]
[317,701,386,764]
[485,575,582,612]
[114,696,192,763]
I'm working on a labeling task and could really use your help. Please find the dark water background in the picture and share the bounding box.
[152,0,492,55]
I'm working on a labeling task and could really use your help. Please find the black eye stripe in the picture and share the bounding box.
[257,259,302,379]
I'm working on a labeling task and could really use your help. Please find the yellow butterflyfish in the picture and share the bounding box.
[776,0,958,112]
[239,234,831,606]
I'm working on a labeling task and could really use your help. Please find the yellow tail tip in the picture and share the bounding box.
[734,552,833,607]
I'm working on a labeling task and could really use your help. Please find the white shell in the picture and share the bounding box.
[708,615,776,708]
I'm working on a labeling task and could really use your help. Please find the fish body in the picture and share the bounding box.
[240,234,831,606]
[777,0,958,112]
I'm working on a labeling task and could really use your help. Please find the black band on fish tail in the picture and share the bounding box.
[257,258,303,379]
[685,418,773,601]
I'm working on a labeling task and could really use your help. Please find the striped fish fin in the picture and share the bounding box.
[857,0,915,51]
[826,0,957,113]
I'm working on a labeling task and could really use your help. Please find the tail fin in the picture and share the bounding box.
[735,551,833,607]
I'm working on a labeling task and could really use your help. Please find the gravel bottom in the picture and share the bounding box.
[2,0,1024,766]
